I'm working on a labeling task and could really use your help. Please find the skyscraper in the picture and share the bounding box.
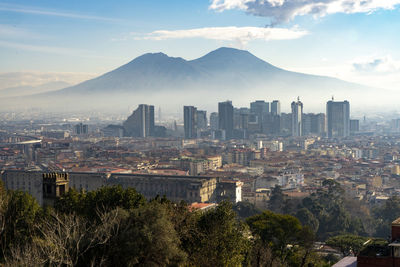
[219,101,234,139]
[291,98,303,137]
[196,110,207,130]
[250,100,269,133]
[271,100,281,116]
[350,119,359,134]
[123,104,154,137]
[184,106,198,139]
[326,100,350,138]
[302,113,325,136]
[250,100,269,118]
[210,112,219,130]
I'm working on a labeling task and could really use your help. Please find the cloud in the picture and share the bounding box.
[0,40,117,60]
[135,26,308,45]
[0,71,97,90]
[210,0,400,24]
[0,3,122,23]
[353,56,400,73]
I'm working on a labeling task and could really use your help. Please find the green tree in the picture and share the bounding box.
[233,201,262,220]
[1,190,41,260]
[326,234,369,256]
[296,208,319,233]
[54,187,85,214]
[55,185,146,219]
[247,210,303,263]
[85,185,146,215]
[373,196,400,237]
[107,202,186,266]
[188,201,250,267]
[269,185,285,213]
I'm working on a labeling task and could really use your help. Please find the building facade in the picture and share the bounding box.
[197,110,207,130]
[271,100,281,116]
[184,106,198,139]
[291,98,303,137]
[1,170,242,205]
[218,101,234,140]
[123,104,155,137]
[326,100,350,138]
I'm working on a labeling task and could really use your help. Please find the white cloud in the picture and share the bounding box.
[0,3,122,23]
[353,56,400,73]
[135,26,308,45]
[210,0,400,24]
[0,71,97,90]
[288,55,400,91]
[0,40,117,60]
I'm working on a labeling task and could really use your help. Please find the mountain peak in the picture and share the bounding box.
[196,47,252,60]
[211,46,251,54]
[191,46,276,73]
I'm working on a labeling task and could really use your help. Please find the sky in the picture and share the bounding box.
[1,0,400,91]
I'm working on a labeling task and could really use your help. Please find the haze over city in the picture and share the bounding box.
[3,1,400,266]
[1,0,400,115]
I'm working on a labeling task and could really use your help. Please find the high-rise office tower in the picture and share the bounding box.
[75,123,88,135]
[291,98,303,137]
[250,100,269,133]
[219,101,234,139]
[326,100,350,138]
[302,113,325,136]
[210,112,219,130]
[280,113,292,136]
[271,100,281,116]
[123,104,155,137]
[262,114,281,135]
[350,119,359,134]
[184,106,198,139]
[250,100,269,117]
[197,110,207,130]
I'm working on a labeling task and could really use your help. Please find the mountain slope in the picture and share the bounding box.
[0,81,70,98]
[1,47,387,112]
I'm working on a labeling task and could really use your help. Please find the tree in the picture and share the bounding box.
[373,196,400,237]
[269,185,285,213]
[108,202,187,266]
[0,181,7,261]
[85,186,146,216]
[296,208,319,234]
[233,201,262,220]
[7,208,128,266]
[1,190,41,260]
[326,234,369,256]
[188,201,250,267]
[247,210,303,263]
[55,185,146,219]
[54,187,85,214]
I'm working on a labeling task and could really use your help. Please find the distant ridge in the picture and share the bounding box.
[1,47,386,112]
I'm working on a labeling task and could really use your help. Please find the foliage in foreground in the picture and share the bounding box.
[0,184,338,266]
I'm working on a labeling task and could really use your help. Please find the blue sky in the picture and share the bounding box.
[1,0,400,90]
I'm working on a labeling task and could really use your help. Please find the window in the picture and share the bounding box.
[59,185,65,195]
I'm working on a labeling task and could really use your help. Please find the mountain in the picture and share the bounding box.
[0,81,70,98]
[1,47,389,113]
